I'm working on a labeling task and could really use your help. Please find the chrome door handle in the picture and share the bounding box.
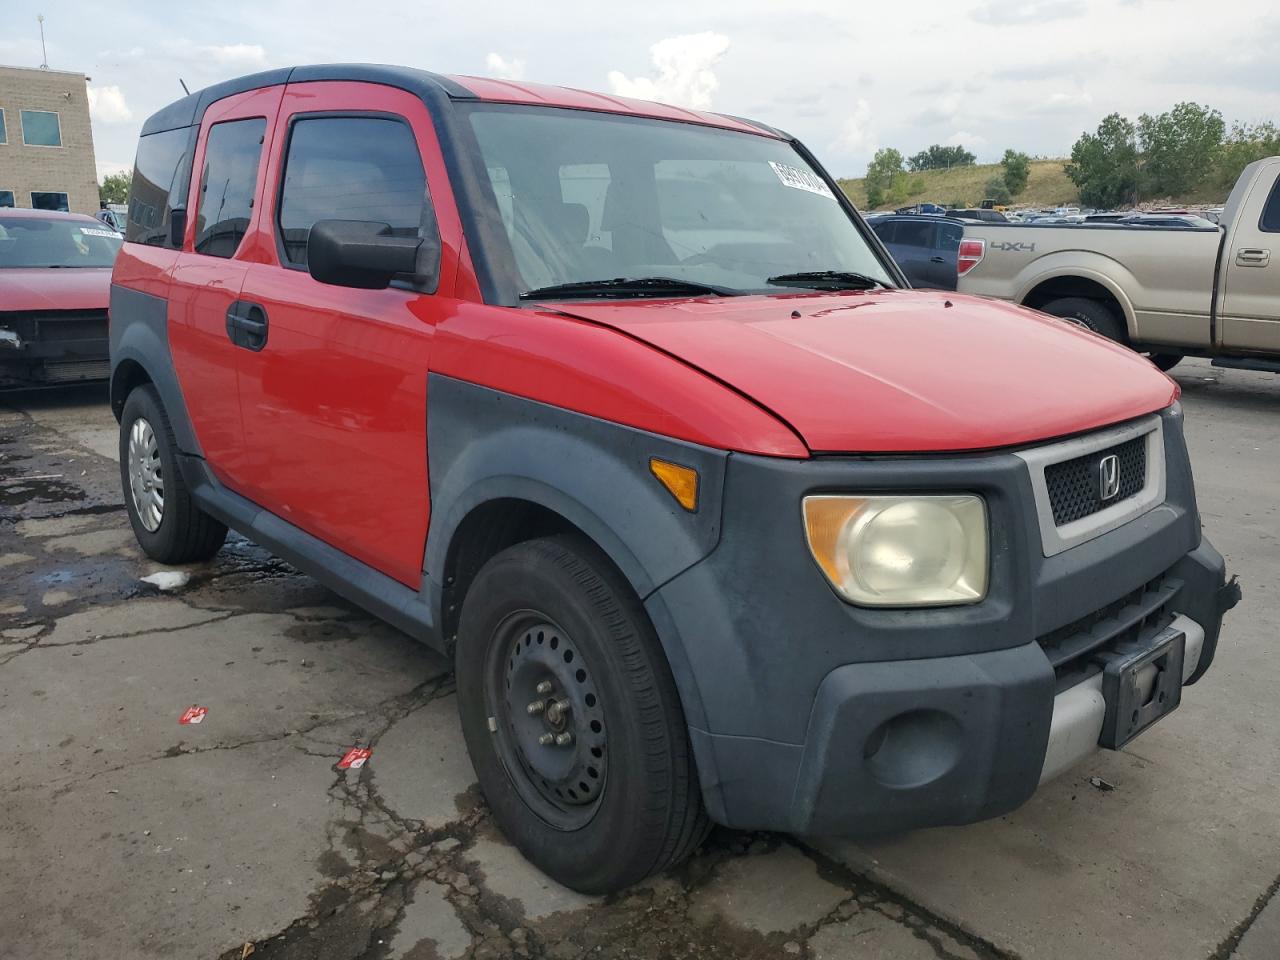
[1236,248,1271,267]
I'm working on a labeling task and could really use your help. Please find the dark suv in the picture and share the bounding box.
[867,214,965,289]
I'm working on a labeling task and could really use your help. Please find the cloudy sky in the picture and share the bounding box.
[3,0,1277,181]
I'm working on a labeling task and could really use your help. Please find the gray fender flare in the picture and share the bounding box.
[424,374,729,732]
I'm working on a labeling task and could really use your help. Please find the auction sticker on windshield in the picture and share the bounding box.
[80,227,121,239]
[769,161,836,200]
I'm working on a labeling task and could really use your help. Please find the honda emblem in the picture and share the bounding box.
[1098,454,1121,501]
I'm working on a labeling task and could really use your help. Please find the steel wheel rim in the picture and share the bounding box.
[485,612,608,830]
[127,416,164,532]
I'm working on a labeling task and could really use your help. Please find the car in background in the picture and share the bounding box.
[946,208,1009,223]
[1115,213,1219,229]
[0,209,122,386]
[894,202,946,215]
[867,214,964,289]
[96,207,128,231]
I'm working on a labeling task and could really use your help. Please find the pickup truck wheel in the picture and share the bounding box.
[119,384,227,564]
[1041,296,1127,342]
[456,534,709,894]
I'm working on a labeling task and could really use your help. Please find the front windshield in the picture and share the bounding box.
[0,216,122,268]
[466,104,895,298]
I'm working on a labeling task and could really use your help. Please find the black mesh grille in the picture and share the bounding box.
[1044,435,1146,526]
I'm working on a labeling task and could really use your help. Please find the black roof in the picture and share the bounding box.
[140,63,476,136]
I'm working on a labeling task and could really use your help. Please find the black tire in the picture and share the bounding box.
[119,384,227,564]
[456,534,709,894]
[1041,296,1128,342]
[1041,297,1183,372]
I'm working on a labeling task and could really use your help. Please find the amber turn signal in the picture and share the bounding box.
[650,458,699,512]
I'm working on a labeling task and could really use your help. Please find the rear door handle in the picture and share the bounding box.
[225,300,270,351]
[1236,247,1271,267]
[929,256,946,263]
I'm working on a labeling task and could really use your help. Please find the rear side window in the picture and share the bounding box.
[939,223,962,251]
[894,220,935,248]
[194,117,266,258]
[126,126,196,247]
[1261,179,1280,233]
[277,116,426,266]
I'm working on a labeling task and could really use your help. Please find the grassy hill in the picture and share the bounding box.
[838,160,1077,211]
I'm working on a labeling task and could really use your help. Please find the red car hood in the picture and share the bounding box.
[0,267,113,312]
[551,289,1177,453]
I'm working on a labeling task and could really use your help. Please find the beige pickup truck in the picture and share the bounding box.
[957,157,1280,373]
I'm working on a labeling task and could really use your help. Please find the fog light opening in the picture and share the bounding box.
[863,709,964,790]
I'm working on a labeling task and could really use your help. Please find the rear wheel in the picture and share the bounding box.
[1041,296,1127,341]
[1041,297,1181,372]
[456,534,708,894]
[119,384,227,564]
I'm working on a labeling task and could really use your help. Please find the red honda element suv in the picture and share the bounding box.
[110,65,1239,893]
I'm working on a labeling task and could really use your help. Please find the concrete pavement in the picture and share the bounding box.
[1,358,1276,959]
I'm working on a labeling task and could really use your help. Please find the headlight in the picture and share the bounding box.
[802,495,988,607]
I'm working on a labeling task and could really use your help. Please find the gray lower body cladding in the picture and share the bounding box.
[647,405,1232,834]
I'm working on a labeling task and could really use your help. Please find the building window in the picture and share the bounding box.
[31,192,70,212]
[21,110,62,147]
[0,191,14,207]
[0,109,7,144]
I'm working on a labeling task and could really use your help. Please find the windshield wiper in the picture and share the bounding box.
[766,270,884,291]
[519,276,737,300]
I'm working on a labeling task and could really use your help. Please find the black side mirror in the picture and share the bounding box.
[169,207,186,248]
[307,220,428,290]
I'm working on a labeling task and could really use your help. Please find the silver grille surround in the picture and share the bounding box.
[1013,414,1166,558]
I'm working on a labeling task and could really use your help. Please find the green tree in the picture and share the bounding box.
[984,176,1012,205]
[99,171,132,205]
[865,148,905,208]
[1001,149,1031,196]
[906,144,977,171]
[1212,121,1280,192]
[1137,102,1224,197]
[1065,113,1139,209]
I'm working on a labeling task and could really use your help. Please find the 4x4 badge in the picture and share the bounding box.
[1098,454,1121,501]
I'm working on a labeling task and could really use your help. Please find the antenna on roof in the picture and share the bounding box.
[179,77,191,95]
[37,14,49,69]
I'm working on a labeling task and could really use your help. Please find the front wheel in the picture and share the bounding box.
[455,535,709,894]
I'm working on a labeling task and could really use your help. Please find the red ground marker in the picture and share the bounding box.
[338,747,372,770]
[178,706,208,725]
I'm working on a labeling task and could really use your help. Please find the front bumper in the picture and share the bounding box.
[647,407,1237,835]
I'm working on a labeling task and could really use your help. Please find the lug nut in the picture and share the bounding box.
[537,733,555,745]
[526,699,545,715]
[536,680,554,695]
[555,732,573,747]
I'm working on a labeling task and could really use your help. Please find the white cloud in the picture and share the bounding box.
[830,98,875,160]
[87,85,133,124]
[196,43,268,66]
[972,0,1086,24]
[1041,90,1094,112]
[607,32,731,110]
[485,52,526,81]
[947,129,987,147]
[96,159,134,181]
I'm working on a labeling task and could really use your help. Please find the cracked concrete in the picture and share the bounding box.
[3,365,1280,959]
